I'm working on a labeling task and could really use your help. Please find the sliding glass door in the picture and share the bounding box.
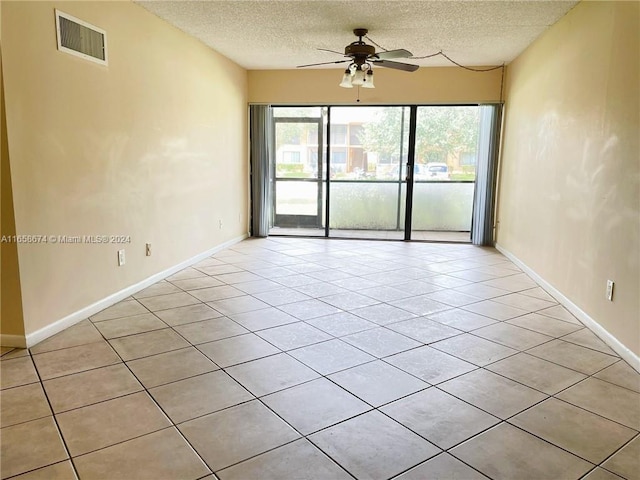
[410,106,481,242]
[264,104,499,243]
[328,107,409,239]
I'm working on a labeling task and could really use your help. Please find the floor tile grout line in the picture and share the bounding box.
[26,350,83,480]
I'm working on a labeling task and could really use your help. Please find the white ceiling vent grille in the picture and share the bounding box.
[55,10,108,66]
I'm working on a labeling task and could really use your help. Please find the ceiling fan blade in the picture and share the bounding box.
[375,49,413,60]
[318,48,347,56]
[297,59,350,68]
[373,59,419,72]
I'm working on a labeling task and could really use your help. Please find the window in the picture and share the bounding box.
[460,152,477,166]
[349,124,363,145]
[282,151,301,163]
[332,125,347,144]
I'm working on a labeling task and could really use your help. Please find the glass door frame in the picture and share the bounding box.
[271,116,324,229]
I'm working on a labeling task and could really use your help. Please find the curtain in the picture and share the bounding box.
[249,105,272,237]
[471,104,502,245]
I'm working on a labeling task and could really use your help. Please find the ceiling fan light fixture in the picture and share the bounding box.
[362,69,375,89]
[351,67,366,86]
[339,68,353,88]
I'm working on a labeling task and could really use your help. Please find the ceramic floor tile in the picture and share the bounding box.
[234,278,283,294]
[216,439,351,480]
[424,290,483,307]
[561,328,617,355]
[170,276,225,291]
[278,299,343,320]
[292,281,344,298]
[90,299,148,322]
[149,370,253,423]
[137,292,200,311]
[427,308,498,331]
[462,300,529,321]
[601,436,640,480]
[29,320,104,354]
[527,339,619,375]
[196,264,243,276]
[357,285,414,302]
[381,388,499,449]
[319,292,379,311]
[9,460,77,480]
[341,327,422,358]
[56,391,170,456]
[0,417,68,479]
[179,400,299,471]
[583,467,627,480]
[73,427,211,480]
[537,304,582,324]
[395,453,488,480]
[256,322,332,351]
[1,356,40,389]
[32,342,121,380]
[288,339,375,375]
[188,285,246,302]
[507,313,584,338]
[387,318,462,344]
[208,295,271,315]
[310,410,440,480]
[0,348,29,360]
[511,398,637,464]
[253,288,312,306]
[166,267,208,281]
[153,303,222,327]
[431,333,518,366]
[92,313,167,339]
[422,275,471,289]
[328,360,427,407]
[394,279,445,294]
[226,353,319,397]
[491,292,557,312]
[439,369,547,419]
[43,363,142,413]
[197,333,280,368]
[557,378,640,430]
[274,274,321,288]
[173,317,248,344]
[108,328,190,361]
[485,352,587,395]
[480,273,538,292]
[229,308,299,331]
[133,282,182,298]
[453,283,511,300]
[306,312,377,337]
[451,423,592,480]
[214,271,263,284]
[262,378,370,435]
[473,322,553,350]
[519,286,557,302]
[350,303,417,326]
[390,295,452,316]
[126,347,218,388]
[594,361,640,393]
[0,383,51,428]
[386,346,477,384]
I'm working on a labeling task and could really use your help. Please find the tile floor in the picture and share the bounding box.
[1,237,639,480]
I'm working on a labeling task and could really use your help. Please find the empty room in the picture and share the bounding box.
[1,1,638,479]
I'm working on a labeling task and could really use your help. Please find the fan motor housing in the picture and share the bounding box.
[345,42,375,58]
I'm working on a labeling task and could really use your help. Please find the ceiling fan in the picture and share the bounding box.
[297,28,419,89]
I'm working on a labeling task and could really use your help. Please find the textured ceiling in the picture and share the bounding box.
[136,0,578,69]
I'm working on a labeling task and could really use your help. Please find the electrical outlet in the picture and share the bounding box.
[118,249,126,266]
[219,219,223,230]
[606,280,614,301]
[146,243,151,257]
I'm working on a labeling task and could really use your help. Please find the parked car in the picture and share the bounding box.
[423,162,450,180]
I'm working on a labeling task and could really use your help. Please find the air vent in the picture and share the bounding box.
[55,10,108,66]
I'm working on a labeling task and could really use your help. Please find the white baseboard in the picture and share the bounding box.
[495,243,640,373]
[20,234,248,348]
[0,334,27,349]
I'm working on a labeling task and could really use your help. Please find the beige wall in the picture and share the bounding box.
[1,1,248,339]
[497,1,639,355]
[249,66,503,105]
